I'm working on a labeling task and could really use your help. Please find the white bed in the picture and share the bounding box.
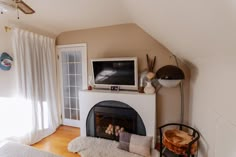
[0,141,62,157]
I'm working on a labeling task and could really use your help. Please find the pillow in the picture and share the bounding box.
[118,132,152,157]
[129,134,152,157]
[118,132,132,151]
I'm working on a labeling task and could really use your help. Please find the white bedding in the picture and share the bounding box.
[0,141,62,157]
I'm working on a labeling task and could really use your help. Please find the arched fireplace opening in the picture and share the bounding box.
[86,100,146,141]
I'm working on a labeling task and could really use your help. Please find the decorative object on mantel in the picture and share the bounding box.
[146,54,156,80]
[144,81,155,94]
[143,54,156,94]
[155,55,185,123]
[146,54,156,72]
[138,69,148,93]
[0,52,13,71]
[88,75,93,90]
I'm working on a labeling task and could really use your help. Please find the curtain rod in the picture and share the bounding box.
[4,26,11,32]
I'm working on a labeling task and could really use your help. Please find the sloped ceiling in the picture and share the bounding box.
[122,0,236,63]
[1,0,235,62]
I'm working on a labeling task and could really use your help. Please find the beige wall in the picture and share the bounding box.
[0,18,17,97]
[57,23,190,127]
[190,55,236,157]
[0,17,56,98]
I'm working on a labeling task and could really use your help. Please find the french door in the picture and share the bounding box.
[57,44,87,127]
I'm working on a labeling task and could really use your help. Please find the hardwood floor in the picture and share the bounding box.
[32,125,81,157]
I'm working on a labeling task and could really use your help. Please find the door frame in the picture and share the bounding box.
[57,43,87,127]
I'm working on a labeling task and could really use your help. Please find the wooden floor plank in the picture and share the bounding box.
[32,125,80,157]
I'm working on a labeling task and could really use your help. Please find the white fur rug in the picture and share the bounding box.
[68,137,159,157]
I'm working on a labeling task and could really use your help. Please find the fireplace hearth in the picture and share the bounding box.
[86,101,146,140]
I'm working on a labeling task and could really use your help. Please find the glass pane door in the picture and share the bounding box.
[58,45,87,127]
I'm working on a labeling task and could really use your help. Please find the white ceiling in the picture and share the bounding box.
[1,0,236,63]
[1,0,131,35]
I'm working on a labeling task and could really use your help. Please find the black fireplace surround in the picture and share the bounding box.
[86,101,146,141]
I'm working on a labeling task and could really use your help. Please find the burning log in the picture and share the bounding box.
[105,124,113,135]
[105,124,125,136]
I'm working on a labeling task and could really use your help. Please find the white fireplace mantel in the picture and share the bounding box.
[79,89,156,147]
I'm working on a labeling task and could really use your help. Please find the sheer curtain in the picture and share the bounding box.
[11,28,60,144]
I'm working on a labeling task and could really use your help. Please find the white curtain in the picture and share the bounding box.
[11,28,60,144]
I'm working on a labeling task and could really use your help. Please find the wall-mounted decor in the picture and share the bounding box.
[0,52,13,71]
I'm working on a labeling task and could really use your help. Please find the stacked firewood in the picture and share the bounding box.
[105,124,125,136]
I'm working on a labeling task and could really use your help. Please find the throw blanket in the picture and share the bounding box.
[68,137,159,157]
[0,141,62,157]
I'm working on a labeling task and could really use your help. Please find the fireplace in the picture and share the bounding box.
[79,90,156,147]
[86,101,146,140]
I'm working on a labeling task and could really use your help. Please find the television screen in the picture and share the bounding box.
[92,60,135,85]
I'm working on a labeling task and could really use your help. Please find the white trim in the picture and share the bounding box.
[57,43,87,128]
[81,45,88,90]
[90,57,136,62]
[63,119,80,127]
[58,49,66,125]
[56,43,87,48]
[56,48,63,125]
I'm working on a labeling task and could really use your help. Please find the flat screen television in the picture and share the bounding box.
[91,57,138,91]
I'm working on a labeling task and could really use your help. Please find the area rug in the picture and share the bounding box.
[68,136,159,157]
